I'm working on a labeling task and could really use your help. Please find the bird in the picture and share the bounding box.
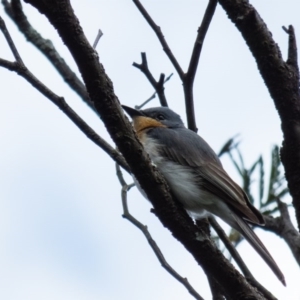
[122,104,285,286]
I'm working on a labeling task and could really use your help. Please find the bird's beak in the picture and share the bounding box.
[122,105,145,118]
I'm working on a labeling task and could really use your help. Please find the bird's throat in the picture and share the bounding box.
[133,116,166,139]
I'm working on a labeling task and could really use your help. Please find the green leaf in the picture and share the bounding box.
[258,156,264,204]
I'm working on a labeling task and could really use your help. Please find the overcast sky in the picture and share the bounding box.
[0,1,299,299]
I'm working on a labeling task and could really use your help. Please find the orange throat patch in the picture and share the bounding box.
[133,116,166,139]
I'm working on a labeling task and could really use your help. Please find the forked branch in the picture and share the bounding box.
[133,52,169,107]
[262,199,300,266]
[116,164,204,300]
[132,0,217,132]
[2,0,94,111]
[0,15,129,173]
[217,0,300,230]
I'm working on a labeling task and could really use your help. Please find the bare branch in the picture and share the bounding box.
[134,72,173,110]
[93,29,103,49]
[133,52,168,107]
[132,1,217,132]
[207,275,226,300]
[209,217,278,300]
[187,0,217,82]
[217,0,300,230]
[261,200,300,266]
[209,217,253,278]
[0,12,23,63]
[184,0,218,132]
[282,25,298,70]
[0,15,129,173]
[132,0,184,80]
[116,164,204,300]
[2,0,95,112]
[135,93,156,110]
[21,1,270,297]
[195,219,227,299]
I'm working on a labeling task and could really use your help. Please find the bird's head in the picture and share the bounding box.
[122,105,184,133]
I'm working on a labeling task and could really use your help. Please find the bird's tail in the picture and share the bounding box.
[233,213,286,286]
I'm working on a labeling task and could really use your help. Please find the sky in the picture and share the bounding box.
[0,1,300,299]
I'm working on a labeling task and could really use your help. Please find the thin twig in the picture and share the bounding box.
[208,217,277,300]
[132,0,184,80]
[2,0,95,111]
[135,93,156,110]
[209,217,253,278]
[133,52,169,107]
[0,15,129,173]
[134,74,173,110]
[93,29,103,49]
[115,164,204,300]
[0,12,23,63]
[187,0,217,83]
[132,1,217,132]
[282,25,298,70]
[195,218,226,299]
[184,0,218,132]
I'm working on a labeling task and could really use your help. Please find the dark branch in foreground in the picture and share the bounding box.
[0,15,129,173]
[217,0,300,230]
[116,164,204,300]
[2,0,95,112]
[207,276,226,300]
[133,52,169,107]
[209,217,277,300]
[13,1,270,297]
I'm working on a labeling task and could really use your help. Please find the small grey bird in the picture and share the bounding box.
[122,104,285,286]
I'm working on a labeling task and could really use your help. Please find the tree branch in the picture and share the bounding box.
[217,0,300,230]
[209,217,277,300]
[195,219,226,299]
[132,0,184,81]
[184,0,218,132]
[132,1,217,132]
[282,25,298,69]
[2,0,95,112]
[261,200,300,266]
[207,275,226,300]
[17,1,269,297]
[116,164,204,300]
[133,52,169,107]
[92,29,103,49]
[0,16,129,173]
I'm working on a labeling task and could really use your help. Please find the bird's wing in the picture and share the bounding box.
[149,127,285,285]
[195,163,264,224]
[154,127,264,225]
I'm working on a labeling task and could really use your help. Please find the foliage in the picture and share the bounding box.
[218,138,289,245]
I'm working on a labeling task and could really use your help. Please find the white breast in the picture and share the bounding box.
[141,137,211,211]
[138,136,235,225]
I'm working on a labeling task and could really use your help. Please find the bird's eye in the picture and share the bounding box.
[156,114,165,121]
